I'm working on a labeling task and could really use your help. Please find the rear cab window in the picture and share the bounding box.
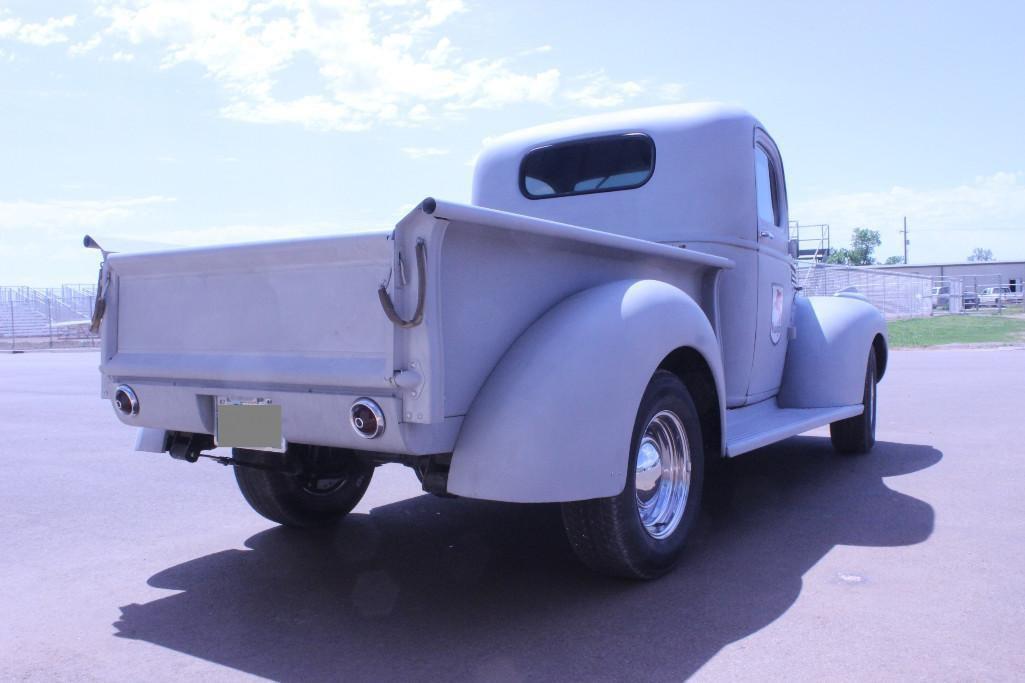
[520,133,655,199]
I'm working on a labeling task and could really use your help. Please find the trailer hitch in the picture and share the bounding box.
[174,438,367,482]
[168,432,215,462]
[164,432,296,472]
[378,238,427,328]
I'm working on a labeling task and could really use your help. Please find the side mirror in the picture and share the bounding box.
[788,239,800,260]
[83,234,115,260]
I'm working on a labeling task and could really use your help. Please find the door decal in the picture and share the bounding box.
[770,284,784,345]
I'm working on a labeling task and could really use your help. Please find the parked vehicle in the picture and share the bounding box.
[931,285,950,309]
[89,104,887,579]
[979,286,1023,307]
[934,285,982,311]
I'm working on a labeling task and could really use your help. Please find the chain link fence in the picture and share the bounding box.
[929,272,1025,314]
[796,262,933,319]
[1,284,99,352]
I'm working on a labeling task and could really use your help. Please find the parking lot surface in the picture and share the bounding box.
[1,349,1023,681]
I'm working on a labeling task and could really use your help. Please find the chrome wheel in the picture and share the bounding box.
[561,370,704,578]
[634,410,692,540]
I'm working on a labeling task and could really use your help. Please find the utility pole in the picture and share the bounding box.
[901,216,909,264]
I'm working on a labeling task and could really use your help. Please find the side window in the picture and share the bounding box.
[755,145,780,226]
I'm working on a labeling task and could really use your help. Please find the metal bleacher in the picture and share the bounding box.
[0,285,97,343]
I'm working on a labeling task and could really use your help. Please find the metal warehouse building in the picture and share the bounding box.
[868,260,1025,293]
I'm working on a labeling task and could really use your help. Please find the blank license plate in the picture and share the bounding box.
[216,400,282,448]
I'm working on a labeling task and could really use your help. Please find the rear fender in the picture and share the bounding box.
[778,295,887,408]
[447,279,724,503]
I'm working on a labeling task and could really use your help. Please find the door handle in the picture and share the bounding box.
[759,231,775,239]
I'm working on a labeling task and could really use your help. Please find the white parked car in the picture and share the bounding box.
[979,286,1023,306]
[88,104,887,579]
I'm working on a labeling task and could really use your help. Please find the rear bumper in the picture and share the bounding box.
[100,377,461,456]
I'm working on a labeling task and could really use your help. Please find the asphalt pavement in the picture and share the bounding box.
[1,349,1023,681]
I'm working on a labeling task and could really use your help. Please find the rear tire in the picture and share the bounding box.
[830,349,878,455]
[561,370,704,579]
[233,446,373,528]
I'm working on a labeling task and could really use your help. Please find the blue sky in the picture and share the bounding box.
[2,0,1024,286]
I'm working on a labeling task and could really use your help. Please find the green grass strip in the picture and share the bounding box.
[887,315,1025,348]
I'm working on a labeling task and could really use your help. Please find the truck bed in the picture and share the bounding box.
[98,199,732,457]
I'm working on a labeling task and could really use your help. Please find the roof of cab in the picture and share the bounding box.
[471,103,767,244]
[481,102,761,156]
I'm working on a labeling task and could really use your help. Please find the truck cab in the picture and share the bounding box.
[473,104,794,407]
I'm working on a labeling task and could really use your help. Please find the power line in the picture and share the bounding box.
[897,227,1025,232]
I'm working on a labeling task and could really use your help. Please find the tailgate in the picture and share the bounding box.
[102,232,395,389]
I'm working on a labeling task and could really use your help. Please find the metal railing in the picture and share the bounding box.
[788,221,832,262]
[1,284,99,351]
[796,262,933,319]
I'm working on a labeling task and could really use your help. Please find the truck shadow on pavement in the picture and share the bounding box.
[114,437,940,681]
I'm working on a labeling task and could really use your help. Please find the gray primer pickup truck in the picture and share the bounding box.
[90,103,887,579]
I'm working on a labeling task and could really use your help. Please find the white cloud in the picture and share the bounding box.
[0,196,175,231]
[792,172,1025,263]
[80,0,565,131]
[657,82,687,102]
[401,146,449,159]
[465,134,496,168]
[565,70,645,108]
[0,14,76,46]
[68,33,101,56]
[517,45,553,57]
[408,0,466,31]
[0,196,176,286]
[0,196,372,284]
[145,222,348,247]
[4,2,664,132]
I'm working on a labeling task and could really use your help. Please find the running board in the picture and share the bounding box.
[725,400,863,457]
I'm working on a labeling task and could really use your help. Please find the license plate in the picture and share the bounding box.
[215,398,282,448]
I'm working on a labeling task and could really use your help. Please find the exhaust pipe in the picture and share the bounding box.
[114,383,140,414]
[350,398,384,439]
[113,385,139,416]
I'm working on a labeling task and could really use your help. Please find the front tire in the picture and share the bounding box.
[233,445,373,528]
[830,349,878,455]
[561,370,705,579]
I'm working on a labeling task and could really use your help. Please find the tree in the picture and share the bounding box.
[967,248,994,262]
[883,255,904,265]
[827,248,852,265]
[826,228,882,265]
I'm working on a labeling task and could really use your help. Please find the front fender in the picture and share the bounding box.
[447,279,724,503]
[778,295,887,409]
